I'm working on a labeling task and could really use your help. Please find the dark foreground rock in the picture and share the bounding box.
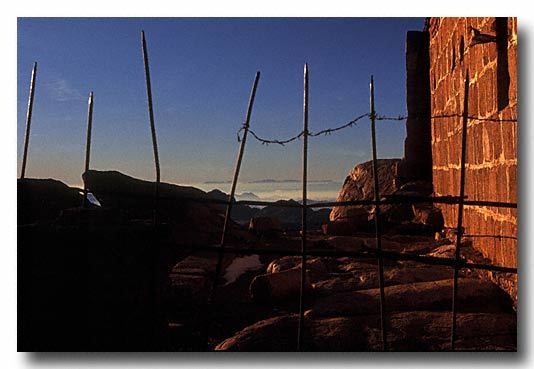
[18,178,83,224]
[83,169,208,220]
[83,170,250,245]
[215,311,516,351]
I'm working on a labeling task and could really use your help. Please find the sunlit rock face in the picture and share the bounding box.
[325,159,443,236]
[329,159,402,224]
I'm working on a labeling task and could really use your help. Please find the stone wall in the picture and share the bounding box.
[426,17,517,300]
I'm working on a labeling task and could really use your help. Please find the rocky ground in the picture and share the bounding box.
[167,233,516,351]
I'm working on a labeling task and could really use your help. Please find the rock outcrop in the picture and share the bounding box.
[329,159,402,223]
[325,159,443,235]
[83,170,247,245]
[83,169,207,220]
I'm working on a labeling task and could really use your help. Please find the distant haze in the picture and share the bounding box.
[195,180,343,202]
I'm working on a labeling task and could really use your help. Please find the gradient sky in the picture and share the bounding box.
[17,17,424,187]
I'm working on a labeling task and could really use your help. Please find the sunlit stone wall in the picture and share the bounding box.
[427,17,518,301]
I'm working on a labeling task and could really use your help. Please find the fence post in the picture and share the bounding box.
[369,75,388,351]
[451,70,469,350]
[141,30,161,226]
[83,92,94,207]
[20,62,38,179]
[210,71,261,305]
[297,63,309,351]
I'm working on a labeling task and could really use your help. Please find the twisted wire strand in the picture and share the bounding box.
[238,112,517,146]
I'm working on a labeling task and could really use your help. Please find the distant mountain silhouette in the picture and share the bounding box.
[236,192,261,201]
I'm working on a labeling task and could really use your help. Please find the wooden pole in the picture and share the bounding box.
[451,70,469,350]
[141,30,161,226]
[297,63,309,351]
[83,92,94,207]
[370,75,388,351]
[20,62,38,179]
[210,71,261,303]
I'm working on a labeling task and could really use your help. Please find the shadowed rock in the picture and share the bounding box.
[82,169,249,244]
[265,256,330,274]
[249,268,312,303]
[249,216,282,236]
[169,255,234,303]
[215,311,516,351]
[18,178,84,225]
[313,262,454,295]
[307,278,514,318]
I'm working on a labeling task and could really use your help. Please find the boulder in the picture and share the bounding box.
[322,220,372,235]
[323,236,368,252]
[313,263,453,295]
[427,244,457,258]
[379,180,442,234]
[336,257,382,273]
[327,161,441,235]
[307,278,514,318]
[266,256,329,275]
[266,256,302,273]
[249,216,282,236]
[329,159,402,224]
[395,180,433,196]
[169,255,232,303]
[215,315,300,351]
[215,311,516,351]
[412,203,445,231]
[249,268,312,303]
[324,235,434,254]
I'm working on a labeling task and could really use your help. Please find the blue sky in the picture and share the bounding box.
[17,17,424,187]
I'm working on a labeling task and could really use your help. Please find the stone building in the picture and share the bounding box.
[405,17,518,301]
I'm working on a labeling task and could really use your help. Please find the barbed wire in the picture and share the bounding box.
[238,113,371,146]
[238,112,517,146]
[309,113,370,137]
[375,114,407,121]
